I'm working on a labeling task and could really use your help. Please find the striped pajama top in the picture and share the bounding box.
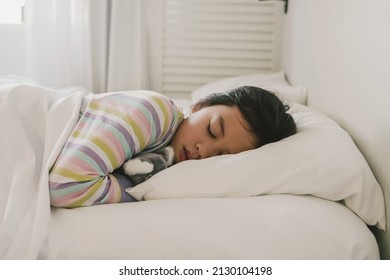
[49,91,184,208]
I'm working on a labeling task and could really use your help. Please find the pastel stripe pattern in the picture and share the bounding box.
[49,91,183,208]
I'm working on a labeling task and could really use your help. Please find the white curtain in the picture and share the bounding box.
[25,0,149,93]
[105,0,148,92]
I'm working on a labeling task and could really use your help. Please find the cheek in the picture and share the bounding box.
[176,119,195,143]
[179,120,202,144]
[185,116,199,131]
[182,124,198,141]
[183,111,209,139]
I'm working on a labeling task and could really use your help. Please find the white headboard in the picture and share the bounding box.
[282,0,390,259]
[148,0,284,100]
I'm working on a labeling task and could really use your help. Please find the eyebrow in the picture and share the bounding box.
[218,115,225,137]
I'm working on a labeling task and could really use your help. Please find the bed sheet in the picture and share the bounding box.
[40,195,380,260]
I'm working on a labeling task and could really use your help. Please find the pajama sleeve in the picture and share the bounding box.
[49,90,183,208]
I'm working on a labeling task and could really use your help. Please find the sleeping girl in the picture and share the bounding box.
[49,86,296,207]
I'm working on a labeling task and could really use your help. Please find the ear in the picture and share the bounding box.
[122,157,154,176]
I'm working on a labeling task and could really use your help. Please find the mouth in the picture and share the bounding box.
[179,147,192,162]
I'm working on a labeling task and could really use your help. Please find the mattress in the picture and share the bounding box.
[40,195,379,259]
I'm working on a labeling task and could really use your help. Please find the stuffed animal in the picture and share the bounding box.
[121,146,174,185]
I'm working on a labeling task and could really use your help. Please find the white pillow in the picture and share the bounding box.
[191,71,308,105]
[127,104,386,230]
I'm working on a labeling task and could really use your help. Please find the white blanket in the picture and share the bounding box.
[0,82,84,259]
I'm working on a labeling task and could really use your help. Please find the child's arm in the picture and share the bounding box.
[49,91,183,208]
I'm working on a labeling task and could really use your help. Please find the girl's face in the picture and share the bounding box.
[170,105,256,164]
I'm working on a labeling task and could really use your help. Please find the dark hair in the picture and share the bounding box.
[191,86,296,147]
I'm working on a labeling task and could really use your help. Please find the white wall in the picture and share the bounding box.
[282,0,390,259]
[0,24,27,76]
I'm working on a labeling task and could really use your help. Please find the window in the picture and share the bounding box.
[0,0,25,24]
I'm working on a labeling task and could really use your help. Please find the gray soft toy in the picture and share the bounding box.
[122,146,174,185]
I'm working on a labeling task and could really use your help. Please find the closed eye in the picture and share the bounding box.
[207,123,216,139]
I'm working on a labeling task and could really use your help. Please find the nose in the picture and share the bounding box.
[196,141,221,159]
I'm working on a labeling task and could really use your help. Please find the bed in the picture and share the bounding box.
[0,70,385,259]
[1,0,389,260]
